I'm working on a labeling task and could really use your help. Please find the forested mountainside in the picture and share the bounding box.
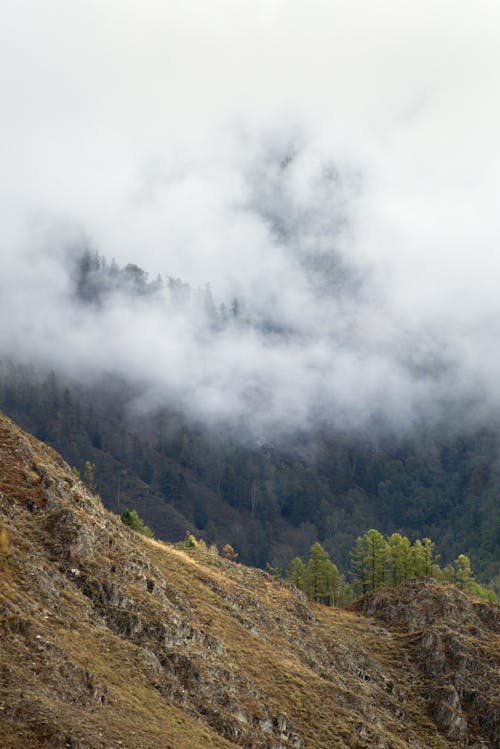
[0,410,498,749]
[0,252,498,591]
[1,358,498,591]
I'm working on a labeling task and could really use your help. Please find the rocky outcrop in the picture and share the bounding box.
[355,579,500,748]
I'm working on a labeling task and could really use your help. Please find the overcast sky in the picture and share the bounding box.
[1,1,500,434]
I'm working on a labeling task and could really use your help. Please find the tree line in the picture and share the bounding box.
[287,529,497,604]
[74,249,241,328]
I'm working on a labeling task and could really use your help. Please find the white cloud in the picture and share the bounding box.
[1,0,500,434]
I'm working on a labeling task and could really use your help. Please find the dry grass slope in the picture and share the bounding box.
[0,411,498,749]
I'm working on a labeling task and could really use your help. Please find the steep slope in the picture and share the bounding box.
[0,411,498,749]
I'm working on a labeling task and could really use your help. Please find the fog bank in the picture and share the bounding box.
[2,1,500,435]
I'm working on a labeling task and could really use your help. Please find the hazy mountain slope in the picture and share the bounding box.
[0,250,499,584]
[0,411,498,749]
[1,362,499,587]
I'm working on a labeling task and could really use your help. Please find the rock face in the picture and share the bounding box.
[0,410,498,749]
[355,579,500,748]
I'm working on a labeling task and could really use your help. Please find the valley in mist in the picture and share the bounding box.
[2,1,500,441]
[1,1,499,586]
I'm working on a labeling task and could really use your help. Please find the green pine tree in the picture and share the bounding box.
[409,538,438,577]
[350,535,369,595]
[386,532,412,586]
[287,556,306,590]
[305,542,339,605]
[454,554,474,591]
[350,530,388,593]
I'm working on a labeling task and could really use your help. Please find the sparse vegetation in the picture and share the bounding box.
[222,543,238,561]
[180,530,198,548]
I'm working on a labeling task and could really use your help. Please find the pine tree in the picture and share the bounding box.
[337,579,354,606]
[386,532,412,586]
[350,535,369,595]
[305,542,339,605]
[326,560,342,606]
[454,554,474,591]
[409,538,437,577]
[287,557,306,590]
[441,563,455,583]
[421,538,439,575]
[350,530,387,593]
[364,529,388,591]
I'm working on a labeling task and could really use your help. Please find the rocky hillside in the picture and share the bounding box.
[0,411,498,749]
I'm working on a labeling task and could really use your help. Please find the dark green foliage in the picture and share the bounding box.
[0,356,498,589]
[140,460,153,484]
[120,509,154,538]
[159,468,189,503]
[349,536,370,595]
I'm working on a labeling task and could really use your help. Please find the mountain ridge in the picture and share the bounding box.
[0,410,498,749]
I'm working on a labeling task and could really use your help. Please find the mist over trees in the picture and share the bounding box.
[72,248,240,328]
[0,0,499,647]
[0,350,498,595]
[0,253,498,596]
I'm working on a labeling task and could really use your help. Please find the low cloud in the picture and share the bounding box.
[1,1,500,437]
